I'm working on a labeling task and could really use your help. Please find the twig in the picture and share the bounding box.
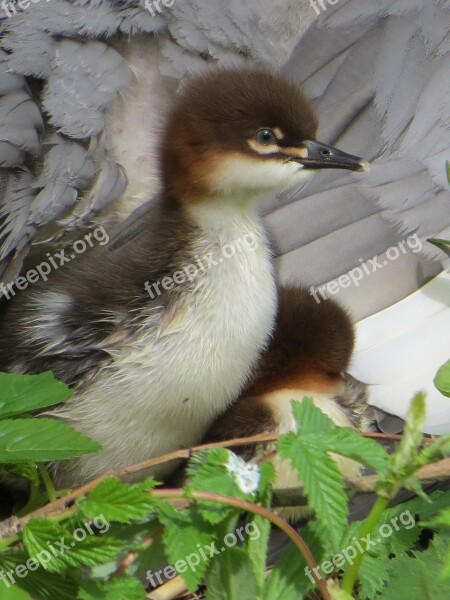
[21,432,415,520]
[362,432,404,442]
[0,516,21,550]
[17,433,279,524]
[153,488,332,600]
[350,457,450,492]
[1,430,447,536]
[362,432,435,445]
[271,457,450,506]
[113,528,163,578]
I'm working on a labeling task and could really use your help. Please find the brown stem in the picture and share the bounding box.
[114,528,164,578]
[351,457,450,492]
[4,433,447,535]
[16,431,421,524]
[153,488,332,600]
[19,433,278,523]
[362,432,434,445]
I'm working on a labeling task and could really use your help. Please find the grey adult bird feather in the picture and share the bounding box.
[1,0,448,280]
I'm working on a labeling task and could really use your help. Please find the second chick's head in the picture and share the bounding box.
[160,69,367,203]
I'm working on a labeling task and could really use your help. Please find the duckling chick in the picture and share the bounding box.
[204,286,376,518]
[0,70,366,488]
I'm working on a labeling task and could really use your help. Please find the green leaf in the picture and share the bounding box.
[102,518,160,542]
[434,361,450,398]
[358,553,392,599]
[263,522,323,600]
[78,578,146,600]
[378,393,426,498]
[442,549,450,580]
[428,238,450,249]
[339,520,365,555]
[420,434,450,464]
[277,433,348,550]
[428,238,450,259]
[245,513,270,595]
[0,550,78,600]
[186,449,262,524]
[365,490,450,557]
[277,400,349,549]
[378,513,420,557]
[442,559,450,580]
[159,503,217,591]
[291,398,335,435]
[324,428,389,477]
[206,547,259,600]
[257,461,276,502]
[60,535,122,571]
[403,489,450,521]
[0,419,101,462]
[343,490,450,571]
[377,536,450,598]
[131,533,167,584]
[244,462,275,594]
[78,477,156,524]
[423,506,450,528]
[447,160,450,186]
[0,372,72,420]
[434,534,450,580]
[22,518,122,573]
[263,543,308,600]
[378,559,434,599]
[22,519,67,572]
[1,461,39,483]
[0,586,33,600]
[401,475,430,502]
[394,392,426,467]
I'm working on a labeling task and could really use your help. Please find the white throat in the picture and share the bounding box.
[206,155,315,198]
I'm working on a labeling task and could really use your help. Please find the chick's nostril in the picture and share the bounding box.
[321,149,332,157]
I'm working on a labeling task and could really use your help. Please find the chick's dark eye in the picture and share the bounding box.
[255,129,277,146]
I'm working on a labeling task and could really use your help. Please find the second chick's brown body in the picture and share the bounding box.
[205,286,376,517]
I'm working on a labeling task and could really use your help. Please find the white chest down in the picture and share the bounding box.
[51,210,277,488]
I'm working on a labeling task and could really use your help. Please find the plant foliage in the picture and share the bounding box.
[0,373,449,599]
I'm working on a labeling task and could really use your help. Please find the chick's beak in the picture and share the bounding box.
[295,140,368,172]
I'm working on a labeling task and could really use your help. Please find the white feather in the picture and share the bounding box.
[349,271,450,433]
[50,203,277,487]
